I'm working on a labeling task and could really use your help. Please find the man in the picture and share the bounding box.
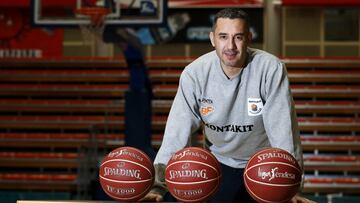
[142,8,314,202]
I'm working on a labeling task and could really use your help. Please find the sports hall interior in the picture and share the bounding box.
[0,0,359,202]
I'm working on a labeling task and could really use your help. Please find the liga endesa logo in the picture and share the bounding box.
[257,167,296,181]
[171,149,208,161]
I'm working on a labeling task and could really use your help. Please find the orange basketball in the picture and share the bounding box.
[99,146,154,202]
[244,148,302,203]
[165,147,221,202]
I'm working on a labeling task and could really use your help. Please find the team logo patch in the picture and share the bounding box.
[200,105,214,116]
[248,98,263,116]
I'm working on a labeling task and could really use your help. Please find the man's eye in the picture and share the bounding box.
[219,35,227,39]
[236,36,244,41]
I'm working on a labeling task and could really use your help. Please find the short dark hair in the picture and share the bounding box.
[212,8,250,31]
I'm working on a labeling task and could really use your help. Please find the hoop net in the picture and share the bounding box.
[74,7,110,43]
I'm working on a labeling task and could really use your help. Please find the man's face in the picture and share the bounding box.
[210,18,251,69]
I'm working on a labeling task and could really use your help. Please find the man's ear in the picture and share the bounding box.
[209,32,215,47]
[247,30,253,44]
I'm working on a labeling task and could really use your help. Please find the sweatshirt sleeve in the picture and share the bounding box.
[261,62,304,173]
[154,69,202,165]
[151,69,202,194]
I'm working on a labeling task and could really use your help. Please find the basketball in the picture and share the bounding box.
[165,147,221,202]
[244,148,302,203]
[99,146,154,202]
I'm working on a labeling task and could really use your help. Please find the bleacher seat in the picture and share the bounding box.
[0,173,77,190]
[301,136,360,152]
[304,176,360,194]
[0,152,79,168]
[304,155,360,172]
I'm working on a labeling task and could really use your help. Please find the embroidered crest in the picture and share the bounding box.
[200,105,214,116]
[248,98,263,116]
[199,97,214,116]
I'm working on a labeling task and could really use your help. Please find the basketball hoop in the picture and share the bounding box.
[74,7,110,43]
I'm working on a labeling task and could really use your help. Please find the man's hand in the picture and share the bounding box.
[290,193,317,203]
[140,192,163,202]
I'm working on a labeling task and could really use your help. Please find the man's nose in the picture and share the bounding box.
[227,38,236,49]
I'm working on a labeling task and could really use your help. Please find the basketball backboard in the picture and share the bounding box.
[31,0,167,27]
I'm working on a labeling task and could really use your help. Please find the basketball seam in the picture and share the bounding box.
[102,179,153,201]
[245,148,300,169]
[245,177,290,203]
[245,161,302,174]
[166,160,220,176]
[244,172,301,187]
[171,177,221,202]
[99,175,154,183]
[101,159,153,175]
[170,147,221,168]
[165,176,221,185]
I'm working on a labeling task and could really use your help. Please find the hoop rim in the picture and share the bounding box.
[74,7,110,26]
[74,7,110,17]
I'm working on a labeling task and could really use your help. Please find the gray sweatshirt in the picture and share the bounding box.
[153,48,303,194]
